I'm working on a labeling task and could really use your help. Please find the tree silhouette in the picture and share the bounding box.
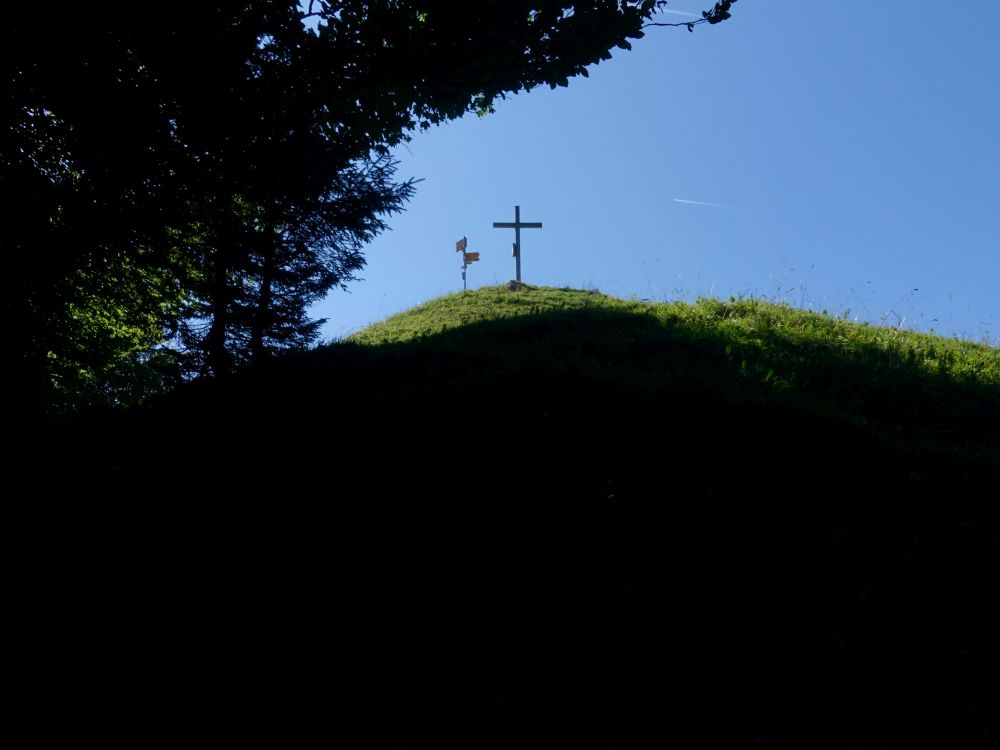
[175,158,415,374]
[4,2,737,410]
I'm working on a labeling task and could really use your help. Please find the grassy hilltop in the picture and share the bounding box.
[345,283,999,473]
[68,285,1000,745]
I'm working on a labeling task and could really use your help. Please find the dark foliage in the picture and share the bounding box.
[174,156,416,375]
[6,2,733,412]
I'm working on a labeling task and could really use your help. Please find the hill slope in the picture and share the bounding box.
[342,284,999,471]
[49,286,1000,745]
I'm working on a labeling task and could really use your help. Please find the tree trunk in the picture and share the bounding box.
[206,256,232,377]
[250,233,277,364]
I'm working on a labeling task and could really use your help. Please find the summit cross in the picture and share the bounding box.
[492,205,542,283]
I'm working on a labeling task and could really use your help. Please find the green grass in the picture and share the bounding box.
[347,285,633,344]
[345,284,999,468]
[351,284,997,385]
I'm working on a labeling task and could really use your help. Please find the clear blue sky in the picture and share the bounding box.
[312,2,1000,344]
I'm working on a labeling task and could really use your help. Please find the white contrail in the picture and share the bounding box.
[673,198,730,208]
[660,9,701,17]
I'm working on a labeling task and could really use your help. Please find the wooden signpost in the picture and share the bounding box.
[455,235,479,290]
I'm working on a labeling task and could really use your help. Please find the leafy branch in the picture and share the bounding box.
[644,0,739,32]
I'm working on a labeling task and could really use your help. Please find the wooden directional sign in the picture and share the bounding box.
[463,252,480,263]
[455,236,467,252]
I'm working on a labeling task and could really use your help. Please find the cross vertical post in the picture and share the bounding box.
[492,205,542,283]
[514,205,521,282]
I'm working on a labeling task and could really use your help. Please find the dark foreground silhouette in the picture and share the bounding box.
[21,309,1000,747]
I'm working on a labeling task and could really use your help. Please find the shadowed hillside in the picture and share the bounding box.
[35,286,1000,746]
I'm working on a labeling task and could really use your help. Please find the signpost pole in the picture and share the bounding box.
[455,236,480,291]
[456,235,468,291]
